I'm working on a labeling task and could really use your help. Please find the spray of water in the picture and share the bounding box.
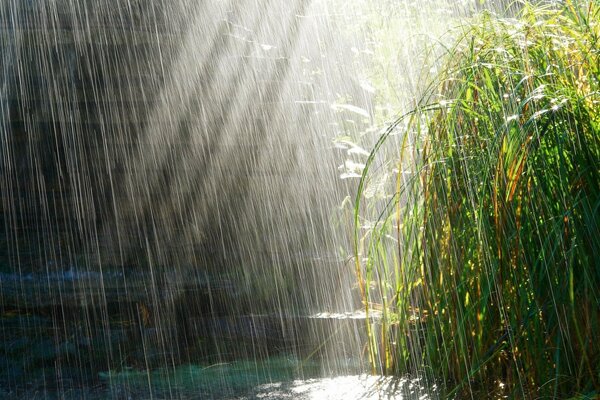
[0,0,520,397]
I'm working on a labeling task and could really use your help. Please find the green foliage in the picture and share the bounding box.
[355,2,600,398]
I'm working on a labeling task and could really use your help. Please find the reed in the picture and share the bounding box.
[354,1,600,397]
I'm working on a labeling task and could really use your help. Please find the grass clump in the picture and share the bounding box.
[355,1,599,398]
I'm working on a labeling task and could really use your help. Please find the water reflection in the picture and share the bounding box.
[0,373,437,399]
[249,375,437,400]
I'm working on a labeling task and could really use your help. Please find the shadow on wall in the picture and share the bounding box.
[0,0,375,312]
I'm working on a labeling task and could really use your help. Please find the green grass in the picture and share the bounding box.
[354,1,599,398]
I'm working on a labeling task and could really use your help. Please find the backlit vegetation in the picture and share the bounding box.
[355,2,599,397]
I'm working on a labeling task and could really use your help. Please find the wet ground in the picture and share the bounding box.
[0,270,433,399]
[0,359,436,399]
[0,303,436,399]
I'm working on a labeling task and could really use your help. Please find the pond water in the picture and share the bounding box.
[0,356,437,399]
[0,292,436,399]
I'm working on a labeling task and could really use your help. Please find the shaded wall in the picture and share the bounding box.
[0,0,373,314]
